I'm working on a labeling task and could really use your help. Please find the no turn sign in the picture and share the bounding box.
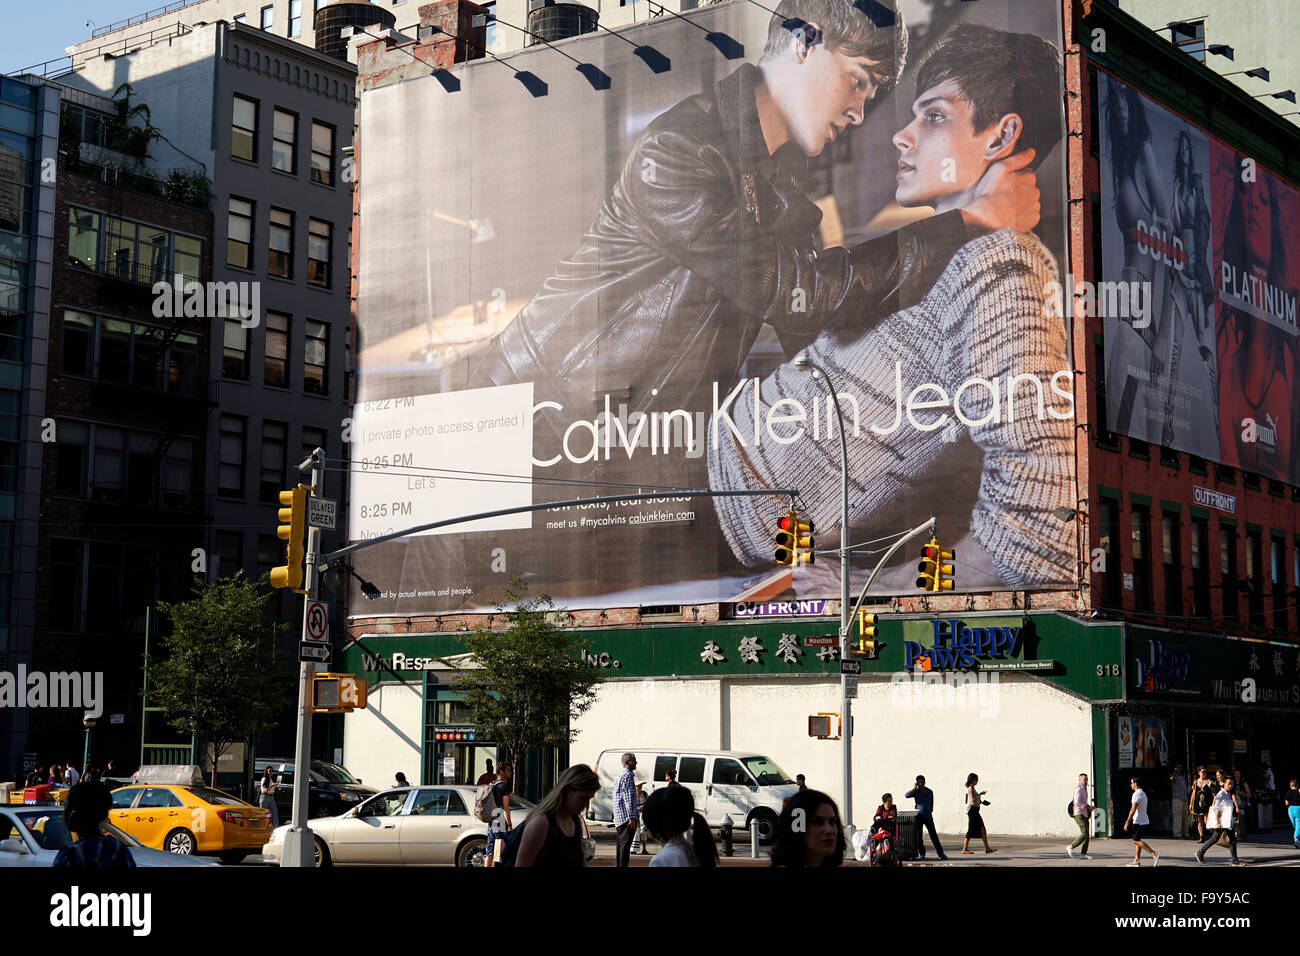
[306,601,328,642]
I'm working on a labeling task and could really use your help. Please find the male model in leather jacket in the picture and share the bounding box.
[458,0,1043,439]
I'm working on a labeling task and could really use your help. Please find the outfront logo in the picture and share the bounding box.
[902,619,1024,672]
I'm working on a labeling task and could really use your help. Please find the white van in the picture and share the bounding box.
[588,749,798,843]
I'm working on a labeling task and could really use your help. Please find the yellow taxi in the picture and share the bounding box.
[108,784,271,863]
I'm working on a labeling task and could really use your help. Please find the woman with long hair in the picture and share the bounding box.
[513,764,601,868]
[642,784,719,868]
[962,772,996,854]
[770,789,846,868]
[259,767,279,828]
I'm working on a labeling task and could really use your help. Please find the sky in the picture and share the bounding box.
[1,0,172,75]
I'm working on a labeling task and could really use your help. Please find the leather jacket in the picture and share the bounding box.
[464,63,969,426]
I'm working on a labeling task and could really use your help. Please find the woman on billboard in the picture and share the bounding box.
[708,24,1074,590]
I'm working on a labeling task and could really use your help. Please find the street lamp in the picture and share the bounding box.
[82,714,97,772]
[793,352,854,833]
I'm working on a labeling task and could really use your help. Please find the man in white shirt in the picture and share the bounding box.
[1066,772,1093,859]
[64,762,81,787]
[1124,776,1159,867]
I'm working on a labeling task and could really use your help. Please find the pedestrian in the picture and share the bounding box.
[1196,778,1244,865]
[613,752,639,868]
[630,781,649,855]
[104,759,116,782]
[1191,767,1213,840]
[53,782,134,868]
[1066,772,1094,860]
[259,767,279,829]
[1285,779,1300,849]
[483,760,514,867]
[49,764,64,786]
[25,763,45,787]
[905,774,947,860]
[770,789,846,868]
[1262,761,1275,793]
[82,764,98,784]
[513,764,601,868]
[1169,764,1189,839]
[796,774,807,791]
[1231,769,1251,841]
[1124,777,1160,867]
[64,760,80,787]
[872,793,897,839]
[394,771,410,788]
[643,785,719,868]
[475,759,495,786]
[664,768,680,787]
[961,773,996,855]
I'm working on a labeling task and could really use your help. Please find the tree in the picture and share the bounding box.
[148,574,290,786]
[441,581,604,794]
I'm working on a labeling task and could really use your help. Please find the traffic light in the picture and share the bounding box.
[271,485,308,591]
[775,511,815,565]
[311,673,369,713]
[808,713,841,739]
[854,610,878,658]
[915,538,956,592]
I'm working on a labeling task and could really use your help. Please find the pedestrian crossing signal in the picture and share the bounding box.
[775,511,815,565]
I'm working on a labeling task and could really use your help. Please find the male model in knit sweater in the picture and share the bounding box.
[709,25,1074,590]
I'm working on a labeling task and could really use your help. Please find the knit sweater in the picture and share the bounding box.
[707,229,1075,588]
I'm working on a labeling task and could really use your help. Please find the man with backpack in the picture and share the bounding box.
[1066,772,1093,859]
[478,761,513,867]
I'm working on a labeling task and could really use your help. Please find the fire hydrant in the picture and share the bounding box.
[720,814,734,856]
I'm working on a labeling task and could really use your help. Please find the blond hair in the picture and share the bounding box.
[523,764,601,822]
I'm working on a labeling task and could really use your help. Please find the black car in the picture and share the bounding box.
[254,759,376,819]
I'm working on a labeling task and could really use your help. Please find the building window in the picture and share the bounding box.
[224,318,250,379]
[1098,498,1121,608]
[219,415,246,497]
[301,426,326,462]
[173,234,202,284]
[232,95,257,161]
[260,4,274,30]
[62,310,93,376]
[310,121,334,185]
[1162,513,1181,617]
[1271,536,1287,631]
[67,208,99,269]
[272,108,297,172]
[50,540,85,631]
[260,420,287,503]
[265,311,290,387]
[162,437,193,508]
[1168,19,1206,62]
[227,197,254,268]
[1221,524,1239,622]
[1131,506,1152,612]
[268,207,294,278]
[289,0,302,36]
[307,218,331,287]
[55,421,89,497]
[256,534,280,580]
[90,426,124,502]
[1246,529,1264,626]
[304,320,327,394]
[1191,517,1210,618]
[215,531,243,580]
[483,1,497,47]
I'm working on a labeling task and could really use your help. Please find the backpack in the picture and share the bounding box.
[1067,801,1074,817]
[474,782,497,824]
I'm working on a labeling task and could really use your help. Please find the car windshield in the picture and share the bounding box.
[742,756,793,786]
[13,811,73,850]
[185,787,246,806]
[309,763,359,784]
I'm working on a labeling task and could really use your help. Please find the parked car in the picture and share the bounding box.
[587,749,798,844]
[261,785,535,867]
[108,784,272,863]
[254,759,376,820]
[0,805,217,867]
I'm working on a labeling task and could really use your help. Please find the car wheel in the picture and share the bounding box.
[457,836,488,868]
[164,828,196,855]
[750,810,778,847]
[314,837,332,868]
[218,851,247,865]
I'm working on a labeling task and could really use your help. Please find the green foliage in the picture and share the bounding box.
[162,168,213,209]
[148,574,289,785]
[441,580,604,790]
[103,83,162,160]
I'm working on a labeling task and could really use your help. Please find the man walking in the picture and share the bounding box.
[63,760,81,788]
[614,753,639,868]
[1066,772,1093,859]
[904,774,946,860]
[1124,777,1160,867]
[483,761,513,867]
[1169,764,1190,839]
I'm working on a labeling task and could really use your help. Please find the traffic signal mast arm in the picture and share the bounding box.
[839,515,937,641]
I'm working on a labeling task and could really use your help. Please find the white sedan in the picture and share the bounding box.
[0,806,218,867]
[263,785,535,867]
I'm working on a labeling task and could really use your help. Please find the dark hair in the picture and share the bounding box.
[915,775,925,783]
[881,792,892,802]
[770,789,846,868]
[642,786,719,868]
[64,782,113,838]
[1105,84,1151,196]
[914,24,1061,171]
[1130,776,1141,786]
[762,0,907,91]
[964,773,979,788]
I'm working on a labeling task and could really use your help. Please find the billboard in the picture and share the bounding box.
[352,0,1073,614]
[1099,73,1300,479]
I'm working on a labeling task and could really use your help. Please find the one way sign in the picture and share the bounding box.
[840,660,862,675]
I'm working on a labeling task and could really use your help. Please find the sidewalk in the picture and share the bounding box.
[585,826,1300,867]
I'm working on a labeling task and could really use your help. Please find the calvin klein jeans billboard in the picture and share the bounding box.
[1099,73,1300,479]
[352,0,1072,613]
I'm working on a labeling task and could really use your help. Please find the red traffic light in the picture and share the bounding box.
[778,515,793,531]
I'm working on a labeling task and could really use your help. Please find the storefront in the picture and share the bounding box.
[338,611,1126,835]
